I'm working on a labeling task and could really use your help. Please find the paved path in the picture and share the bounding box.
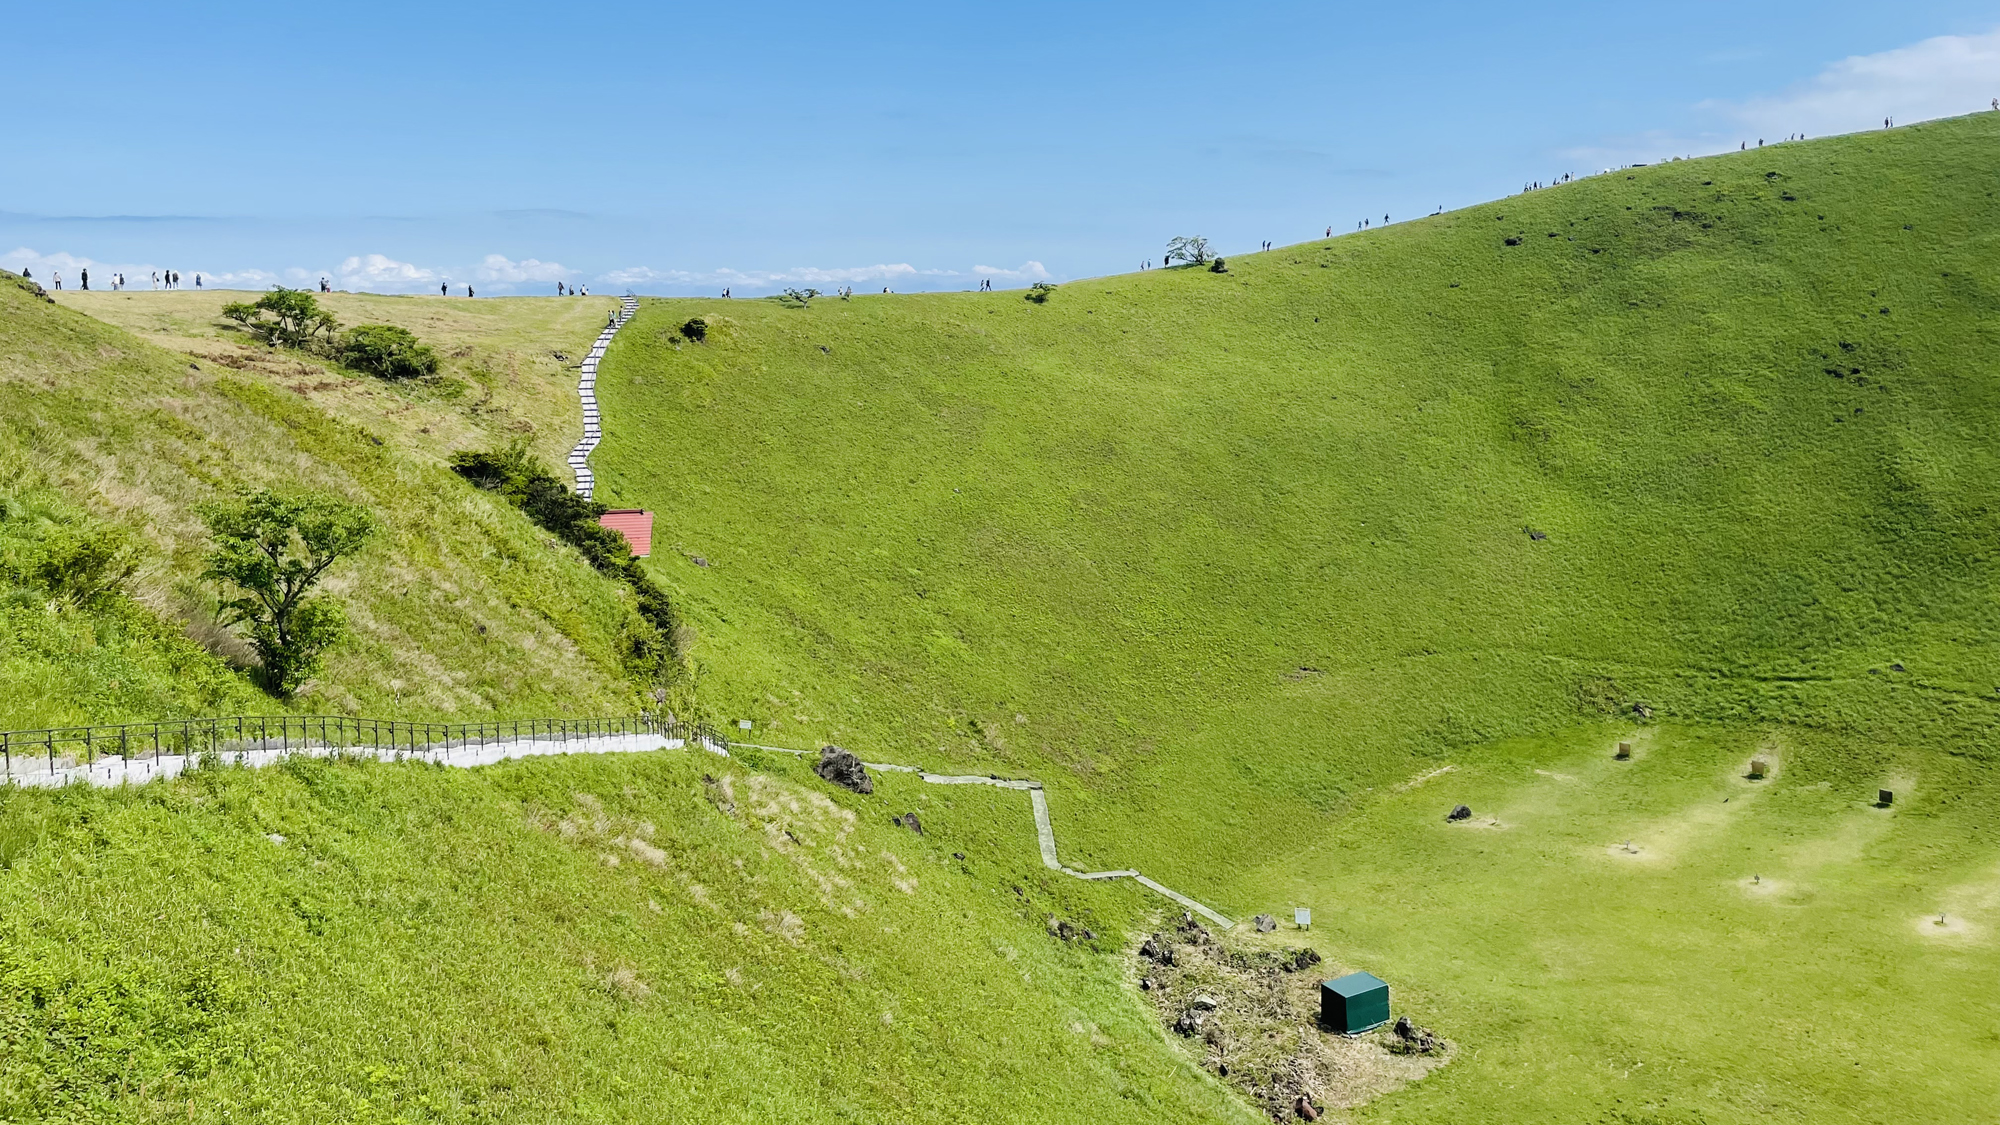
[737,742,1233,928]
[567,295,639,500]
[8,723,1232,930]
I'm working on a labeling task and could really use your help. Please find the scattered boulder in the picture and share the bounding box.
[814,745,874,794]
[1283,947,1323,973]
[1524,526,1547,541]
[1140,977,1156,991]
[1632,702,1654,719]
[1294,1094,1322,1121]
[952,851,966,860]
[689,555,711,568]
[1390,1015,1440,1054]
[1173,1010,1206,1036]
[893,811,924,835]
[1139,934,1166,961]
[1191,994,1220,1011]
[1053,919,1077,941]
[1254,913,1278,933]
[1176,912,1214,944]
[1447,804,1472,822]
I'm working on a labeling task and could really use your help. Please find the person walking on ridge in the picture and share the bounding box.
[80,268,89,290]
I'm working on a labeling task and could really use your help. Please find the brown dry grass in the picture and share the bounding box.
[1133,916,1449,1121]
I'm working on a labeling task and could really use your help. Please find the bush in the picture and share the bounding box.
[220,288,342,351]
[681,317,708,343]
[339,324,440,381]
[449,443,687,691]
[1208,257,1229,273]
[1025,282,1057,304]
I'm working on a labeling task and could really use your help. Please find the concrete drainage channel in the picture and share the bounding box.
[737,742,1234,929]
[567,294,639,500]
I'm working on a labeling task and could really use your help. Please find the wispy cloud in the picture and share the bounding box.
[1,246,272,288]
[337,253,439,289]
[1710,28,2000,136]
[472,254,571,284]
[1562,29,2000,171]
[597,260,1050,294]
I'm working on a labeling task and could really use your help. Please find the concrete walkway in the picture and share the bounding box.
[737,743,1233,928]
[567,295,639,500]
[7,721,1233,929]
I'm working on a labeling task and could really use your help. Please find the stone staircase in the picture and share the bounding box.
[567,294,639,500]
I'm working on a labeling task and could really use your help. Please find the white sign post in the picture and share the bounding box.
[1295,907,1312,929]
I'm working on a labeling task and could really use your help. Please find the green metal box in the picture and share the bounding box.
[1321,971,1390,1035]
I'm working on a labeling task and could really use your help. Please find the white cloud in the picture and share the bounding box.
[596,260,1052,295]
[1562,29,2000,172]
[1711,28,2000,136]
[472,254,571,284]
[1,246,272,289]
[337,253,438,291]
[971,260,1050,281]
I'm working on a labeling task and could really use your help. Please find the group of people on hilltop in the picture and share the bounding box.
[556,282,590,296]
[27,267,190,291]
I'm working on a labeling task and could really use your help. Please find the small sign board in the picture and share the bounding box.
[737,720,753,730]
[1295,907,1312,928]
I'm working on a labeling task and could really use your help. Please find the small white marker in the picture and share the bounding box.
[1295,907,1312,929]
[737,720,753,730]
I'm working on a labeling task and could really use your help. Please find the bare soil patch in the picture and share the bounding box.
[1133,914,1450,1120]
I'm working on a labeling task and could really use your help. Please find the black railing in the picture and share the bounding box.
[0,713,733,781]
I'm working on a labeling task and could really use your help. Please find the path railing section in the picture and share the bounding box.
[0,713,731,780]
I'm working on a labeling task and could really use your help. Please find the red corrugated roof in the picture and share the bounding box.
[598,509,653,558]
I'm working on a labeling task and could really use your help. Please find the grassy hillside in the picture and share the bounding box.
[0,750,1254,1123]
[595,113,2000,882]
[1,281,643,727]
[585,115,2000,1120]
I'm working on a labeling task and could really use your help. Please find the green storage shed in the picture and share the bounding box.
[1321,971,1390,1035]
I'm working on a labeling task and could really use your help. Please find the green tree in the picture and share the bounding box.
[1164,236,1213,266]
[198,490,376,696]
[339,324,440,380]
[221,288,343,350]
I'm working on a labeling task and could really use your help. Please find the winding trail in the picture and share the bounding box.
[567,295,639,500]
[738,742,1234,928]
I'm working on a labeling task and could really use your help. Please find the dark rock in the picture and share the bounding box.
[690,555,711,568]
[1081,929,1097,941]
[1173,1010,1205,1036]
[1294,1094,1321,1121]
[1191,994,1219,1011]
[1177,912,1213,944]
[1254,913,1277,933]
[1524,526,1547,541]
[1284,947,1323,973]
[1139,935,1165,961]
[814,745,874,794]
[1890,662,1905,672]
[893,812,923,835]
[1632,702,1654,719]
[1054,919,1076,941]
[1140,976,1155,991]
[1504,236,1522,246]
[1447,804,1472,822]
[952,852,966,860]
[1391,1015,1440,1054]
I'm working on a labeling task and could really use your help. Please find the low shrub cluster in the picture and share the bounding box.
[448,444,689,692]
[222,289,439,380]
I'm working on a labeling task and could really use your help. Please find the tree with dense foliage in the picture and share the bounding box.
[198,490,376,696]
[1164,236,1212,265]
[339,324,440,380]
[220,288,343,350]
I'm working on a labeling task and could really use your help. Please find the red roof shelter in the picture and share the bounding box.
[598,509,654,558]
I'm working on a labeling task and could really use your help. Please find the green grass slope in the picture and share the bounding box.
[0,751,1248,1124]
[582,116,2000,1120]
[595,113,2000,889]
[0,280,643,727]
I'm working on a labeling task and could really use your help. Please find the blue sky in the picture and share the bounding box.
[6,2,2000,295]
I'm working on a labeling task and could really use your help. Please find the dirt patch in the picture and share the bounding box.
[1134,915,1449,1120]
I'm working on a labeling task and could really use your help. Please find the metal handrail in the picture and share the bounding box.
[0,713,730,780]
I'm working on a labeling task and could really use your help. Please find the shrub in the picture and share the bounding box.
[339,324,440,380]
[1208,257,1229,273]
[220,288,342,351]
[681,317,708,343]
[449,443,687,692]
[1025,282,1057,304]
